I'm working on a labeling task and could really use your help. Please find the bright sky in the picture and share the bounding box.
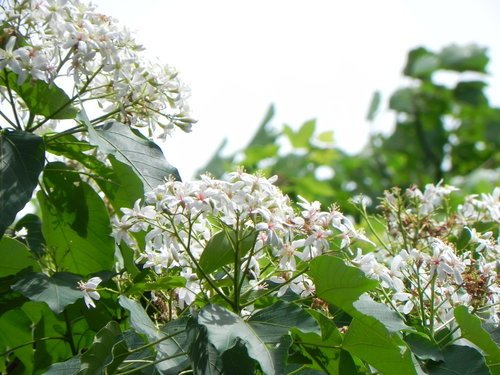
[99,0,500,179]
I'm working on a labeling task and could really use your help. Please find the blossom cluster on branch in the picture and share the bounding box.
[112,170,499,331]
[0,0,193,136]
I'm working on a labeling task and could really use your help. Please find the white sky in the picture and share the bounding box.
[98,0,500,179]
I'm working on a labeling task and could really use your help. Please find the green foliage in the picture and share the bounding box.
[0,237,39,277]
[11,272,82,314]
[1,8,498,373]
[199,44,499,215]
[0,129,45,237]
[0,71,78,120]
[87,120,181,188]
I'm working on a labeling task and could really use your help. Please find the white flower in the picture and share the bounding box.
[0,37,29,82]
[14,227,28,240]
[78,277,102,308]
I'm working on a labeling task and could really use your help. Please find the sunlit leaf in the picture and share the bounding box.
[199,302,317,375]
[119,296,189,374]
[343,317,417,375]
[86,120,181,189]
[0,236,39,277]
[0,71,78,119]
[39,163,115,275]
[79,321,129,375]
[455,306,500,373]
[309,255,378,309]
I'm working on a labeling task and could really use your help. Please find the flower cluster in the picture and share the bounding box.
[0,0,193,136]
[354,184,499,328]
[113,170,370,308]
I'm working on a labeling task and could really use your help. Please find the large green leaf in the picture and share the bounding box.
[39,163,115,275]
[186,320,224,375]
[0,71,78,119]
[342,317,417,375]
[404,332,444,362]
[352,295,411,333]
[44,357,82,375]
[118,296,189,374]
[0,308,34,373]
[439,44,488,73]
[0,129,45,237]
[87,120,181,190]
[11,272,82,314]
[455,306,500,374]
[198,302,317,375]
[310,256,416,374]
[309,255,378,309]
[292,311,342,374]
[45,135,143,211]
[78,321,129,375]
[21,301,73,371]
[426,345,490,375]
[0,236,39,277]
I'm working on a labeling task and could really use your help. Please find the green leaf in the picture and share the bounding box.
[126,275,186,294]
[439,44,488,73]
[453,81,488,107]
[456,227,473,251]
[317,131,335,144]
[119,296,188,374]
[79,321,129,375]
[0,236,39,277]
[366,91,382,121]
[46,135,144,211]
[342,317,417,375]
[0,71,78,119]
[309,255,378,310]
[0,308,34,373]
[186,320,224,375]
[11,272,82,314]
[404,332,444,361]
[39,163,115,275]
[249,301,320,338]
[0,129,45,237]
[389,88,418,114]
[198,302,315,375]
[87,120,181,190]
[284,120,316,149]
[454,306,500,373]
[426,345,490,375]
[307,309,342,346]
[352,294,411,333]
[404,47,440,79]
[293,330,341,374]
[21,301,73,371]
[14,213,45,257]
[221,340,257,375]
[44,357,82,375]
[199,229,256,275]
[339,349,358,375]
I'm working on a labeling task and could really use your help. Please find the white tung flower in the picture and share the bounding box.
[78,277,102,308]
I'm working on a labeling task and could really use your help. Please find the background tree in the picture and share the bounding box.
[200,44,500,216]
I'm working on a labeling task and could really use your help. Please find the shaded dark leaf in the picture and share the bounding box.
[0,129,44,237]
